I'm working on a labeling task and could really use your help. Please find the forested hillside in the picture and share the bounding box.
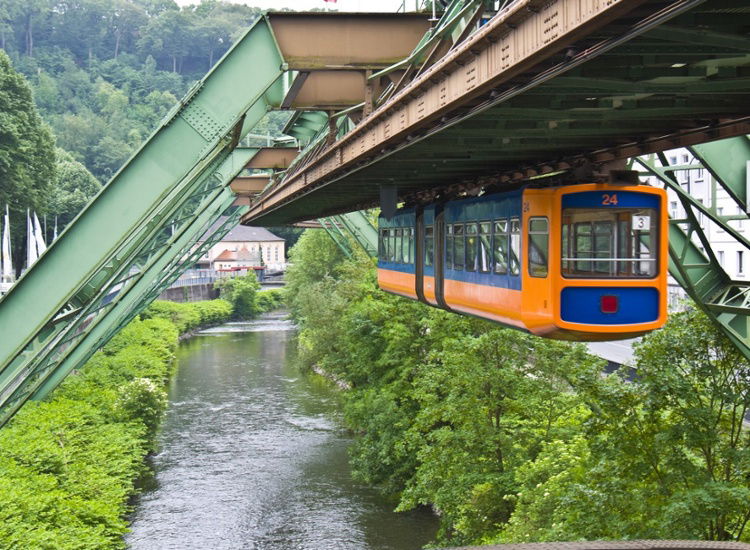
[0,1,299,269]
[1,0,266,183]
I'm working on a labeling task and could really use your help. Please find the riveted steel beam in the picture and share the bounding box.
[0,15,285,426]
[2,149,255,424]
[634,135,750,360]
[333,211,379,257]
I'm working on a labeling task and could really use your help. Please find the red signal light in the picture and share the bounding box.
[601,295,619,314]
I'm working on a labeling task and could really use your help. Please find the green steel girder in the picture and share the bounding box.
[3,150,255,423]
[0,15,286,426]
[635,135,750,359]
[332,211,378,257]
[319,218,354,258]
[29,197,247,407]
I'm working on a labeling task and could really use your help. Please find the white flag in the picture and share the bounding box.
[33,212,46,255]
[26,210,37,268]
[2,206,13,283]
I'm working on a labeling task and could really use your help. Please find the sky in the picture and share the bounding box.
[174,0,409,11]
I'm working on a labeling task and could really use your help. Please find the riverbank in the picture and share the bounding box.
[0,299,233,549]
[126,314,439,549]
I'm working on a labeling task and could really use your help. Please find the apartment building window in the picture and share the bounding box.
[670,156,677,165]
[739,251,744,275]
[718,250,725,266]
[682,154,689,163]
[696,168,705,180]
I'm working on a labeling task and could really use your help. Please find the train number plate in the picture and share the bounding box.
[632,215,650,230]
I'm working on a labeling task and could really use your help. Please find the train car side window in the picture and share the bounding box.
[379,229,388,261]
[454,224,465,270]
[493,220,508,274]
[446,224,454,269]
[395,228,403,263]
[510,218,521,276]
[528,217,549,278]
[403,227,412,264]
[466,223,478,272]
[425,226,434,267]
[388,228,396,262]
[479,222,491,273]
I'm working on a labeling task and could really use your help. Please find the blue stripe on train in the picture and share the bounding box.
[560,287,659,325]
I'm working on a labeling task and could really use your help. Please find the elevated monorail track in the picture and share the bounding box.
[243,0,750,226]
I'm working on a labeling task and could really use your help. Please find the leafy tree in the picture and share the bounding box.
[48,148,102,235]
[500,307,750,543]
[214,272,262,320]
[0,49,56,270]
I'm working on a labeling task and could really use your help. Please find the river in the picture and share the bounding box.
[126,313,438,549]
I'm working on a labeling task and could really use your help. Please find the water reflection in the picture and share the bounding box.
[127,314,438,550]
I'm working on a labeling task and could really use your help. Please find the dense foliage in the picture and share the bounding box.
[0,299,232,549]
[215,272,284,319]
[0,49,57,266]
[1,1,295,269]
[285,229,750,547]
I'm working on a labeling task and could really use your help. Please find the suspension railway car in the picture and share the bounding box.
[377,183,668,341]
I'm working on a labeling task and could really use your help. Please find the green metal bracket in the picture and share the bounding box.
[0,15,286,426]
[319,218,354,258]
[332,211,378,257]
[635,135,750,359]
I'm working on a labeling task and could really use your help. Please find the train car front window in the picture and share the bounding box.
[562,208,658,278]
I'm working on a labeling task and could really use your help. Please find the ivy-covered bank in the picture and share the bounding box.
[285,229,750,548]
[0,274,284,549]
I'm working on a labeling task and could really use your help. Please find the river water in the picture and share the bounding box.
[126,313,438,549]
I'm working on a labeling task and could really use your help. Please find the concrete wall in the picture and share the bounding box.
[158,283,219,303]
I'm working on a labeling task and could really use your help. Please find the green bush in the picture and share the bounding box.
[141,299,232,332]
[256,289,285,313]
[0,299,232,549]
[214,273,261,319]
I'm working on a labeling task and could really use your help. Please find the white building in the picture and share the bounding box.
[196,219,286,272]
[638,148,748,309]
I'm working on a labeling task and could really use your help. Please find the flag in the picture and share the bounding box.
[33,212,47,255]
[26,209,37,269]
[1,205,12,283]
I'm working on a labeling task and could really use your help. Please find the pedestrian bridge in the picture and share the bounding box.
[1,0,750,426]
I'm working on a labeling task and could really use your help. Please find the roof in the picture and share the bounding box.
[214,249,236,261]
[201,217,284,243]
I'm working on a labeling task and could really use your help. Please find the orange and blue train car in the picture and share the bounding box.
[377,183,668,341]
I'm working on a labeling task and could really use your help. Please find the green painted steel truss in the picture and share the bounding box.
[0,16,286,427]
[636,136,750,357]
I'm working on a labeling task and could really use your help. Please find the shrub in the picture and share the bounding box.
[0,299,232,549]
[256,289,285,313]
[214,273,261,319]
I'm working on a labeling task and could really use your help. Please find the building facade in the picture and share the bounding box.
[196,219,286,272]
